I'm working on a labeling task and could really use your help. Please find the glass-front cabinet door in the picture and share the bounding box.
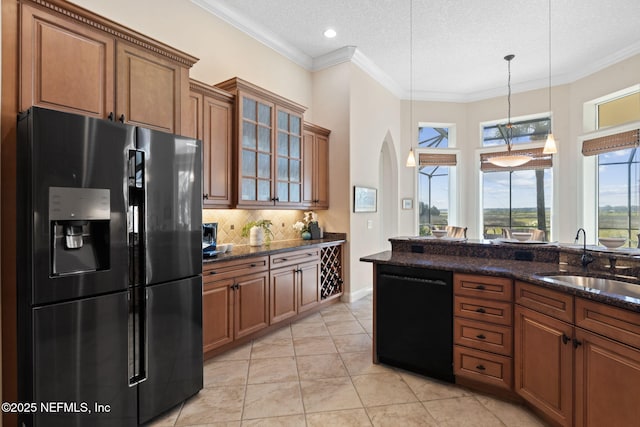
[275,108,303,206]
[239,94,274,206]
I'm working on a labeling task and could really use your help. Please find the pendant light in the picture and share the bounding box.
[487,54,533,168]
[405,0,416,167]
[543,0,558,154]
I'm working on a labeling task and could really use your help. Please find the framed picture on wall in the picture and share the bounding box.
[354,186,377,213]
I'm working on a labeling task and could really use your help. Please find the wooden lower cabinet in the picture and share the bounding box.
[202,278,233,353]
[202,258,269,353]
[234,271,270,338]
[269,258,321,324]
[574,328,640,427]
[514,305,573,427]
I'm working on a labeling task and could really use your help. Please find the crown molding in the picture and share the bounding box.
[191,0,312,69]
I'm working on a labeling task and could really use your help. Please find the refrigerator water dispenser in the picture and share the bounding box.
[49,186,111,275]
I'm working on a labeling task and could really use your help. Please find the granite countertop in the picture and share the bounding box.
[204,233,346,264]
[360,250,640,313]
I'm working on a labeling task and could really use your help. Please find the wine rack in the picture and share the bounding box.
[320,243,343,299]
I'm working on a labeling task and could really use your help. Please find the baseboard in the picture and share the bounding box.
[341,286,372,303]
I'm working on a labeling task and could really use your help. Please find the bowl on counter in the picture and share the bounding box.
[431,230,448,238]
[512,232,533,242]
[216,243,229,253]
[599,237,626,249]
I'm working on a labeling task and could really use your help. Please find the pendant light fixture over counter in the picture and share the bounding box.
[486,54,533,168]
[405,0,416,168]
[543,0,558,154]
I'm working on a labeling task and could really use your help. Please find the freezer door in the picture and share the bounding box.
[138,276,203,424]
[28,292,136,427]
[136,128,202,284]
[18,107,134,305]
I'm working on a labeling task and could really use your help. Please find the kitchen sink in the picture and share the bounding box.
[540,274,640,300]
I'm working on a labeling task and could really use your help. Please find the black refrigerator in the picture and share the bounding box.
[16,107,203,426]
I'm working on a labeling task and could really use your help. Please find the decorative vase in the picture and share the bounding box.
[249,226,264,246]
[301,231,311,240]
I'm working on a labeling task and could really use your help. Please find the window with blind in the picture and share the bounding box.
[480,116,552,240]
[417,126,456,235]
[586,91,640,246]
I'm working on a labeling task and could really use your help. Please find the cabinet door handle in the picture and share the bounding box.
[203,193,209,200]
[476,365,486,371]
[119,114,125,123]
[475,285,486,290]
[475,307,486,314]
[108,112,115,121]
[561,333,570,345]
[573,338,582,348]
[476,334,486,340]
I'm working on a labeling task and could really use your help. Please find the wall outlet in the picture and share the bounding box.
[367,219,373,229]
[230,224,234,230]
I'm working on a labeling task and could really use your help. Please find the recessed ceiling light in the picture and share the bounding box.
[323,28,337,39]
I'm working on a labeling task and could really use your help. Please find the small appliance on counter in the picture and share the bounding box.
[202,222,220,258]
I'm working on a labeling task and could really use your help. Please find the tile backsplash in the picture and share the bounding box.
[203,209,317,245]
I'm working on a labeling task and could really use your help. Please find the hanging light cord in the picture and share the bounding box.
[409,0,413,152]
[505,54,514,153]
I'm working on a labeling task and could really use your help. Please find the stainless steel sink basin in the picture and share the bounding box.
[541,275,640,300]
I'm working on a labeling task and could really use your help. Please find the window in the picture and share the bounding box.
[480,116,553,240]
[597,148,639,247]
[417,125,457,235]
[588,90,640,247]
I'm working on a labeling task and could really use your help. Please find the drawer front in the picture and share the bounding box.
[454,296,513,326]
[203,256,269,282]
[575,297,640,349]
[454,345,513,390]
[515,281,573,323]
[270,248,320,269]
[454,317,513,356]
[454,273,513,301]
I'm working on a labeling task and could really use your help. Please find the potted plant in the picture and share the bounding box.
[241,219,274,246]
[292,211,318,240]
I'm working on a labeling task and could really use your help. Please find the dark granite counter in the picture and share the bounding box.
[204,232,346,264]
[361,240,640,312]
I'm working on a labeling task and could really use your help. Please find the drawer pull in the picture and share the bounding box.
[476,285,486,290]
[476,364,486,371]
[476,334,486,340]
[208,271,217,275]
[475,307,486,314]
[250,263,257,267]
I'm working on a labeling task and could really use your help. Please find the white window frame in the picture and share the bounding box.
[414,123,459,232]
[476,113,555,240]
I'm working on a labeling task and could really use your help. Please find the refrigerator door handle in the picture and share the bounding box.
[128,286,147,387]
[128,149,147,387]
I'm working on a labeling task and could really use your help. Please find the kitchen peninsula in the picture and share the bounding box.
[362,238,640,427]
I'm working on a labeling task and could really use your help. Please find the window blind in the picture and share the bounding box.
[581,129,640,156]
[418,153,457,166]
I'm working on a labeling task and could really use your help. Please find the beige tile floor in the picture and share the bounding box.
[146,294,548,427]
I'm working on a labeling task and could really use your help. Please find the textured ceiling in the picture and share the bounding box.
[193,0,640,102]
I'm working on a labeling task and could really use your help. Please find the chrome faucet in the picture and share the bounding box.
[575,228,594,268]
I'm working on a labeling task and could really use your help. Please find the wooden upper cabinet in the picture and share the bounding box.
[215,77,306,208]
[20,2,114,117]
[116,43,186,133]
[190,80,234,207]
[19,0,197,134]
[303,123,330,209]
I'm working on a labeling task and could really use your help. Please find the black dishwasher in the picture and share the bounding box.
[376,264,454,382]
